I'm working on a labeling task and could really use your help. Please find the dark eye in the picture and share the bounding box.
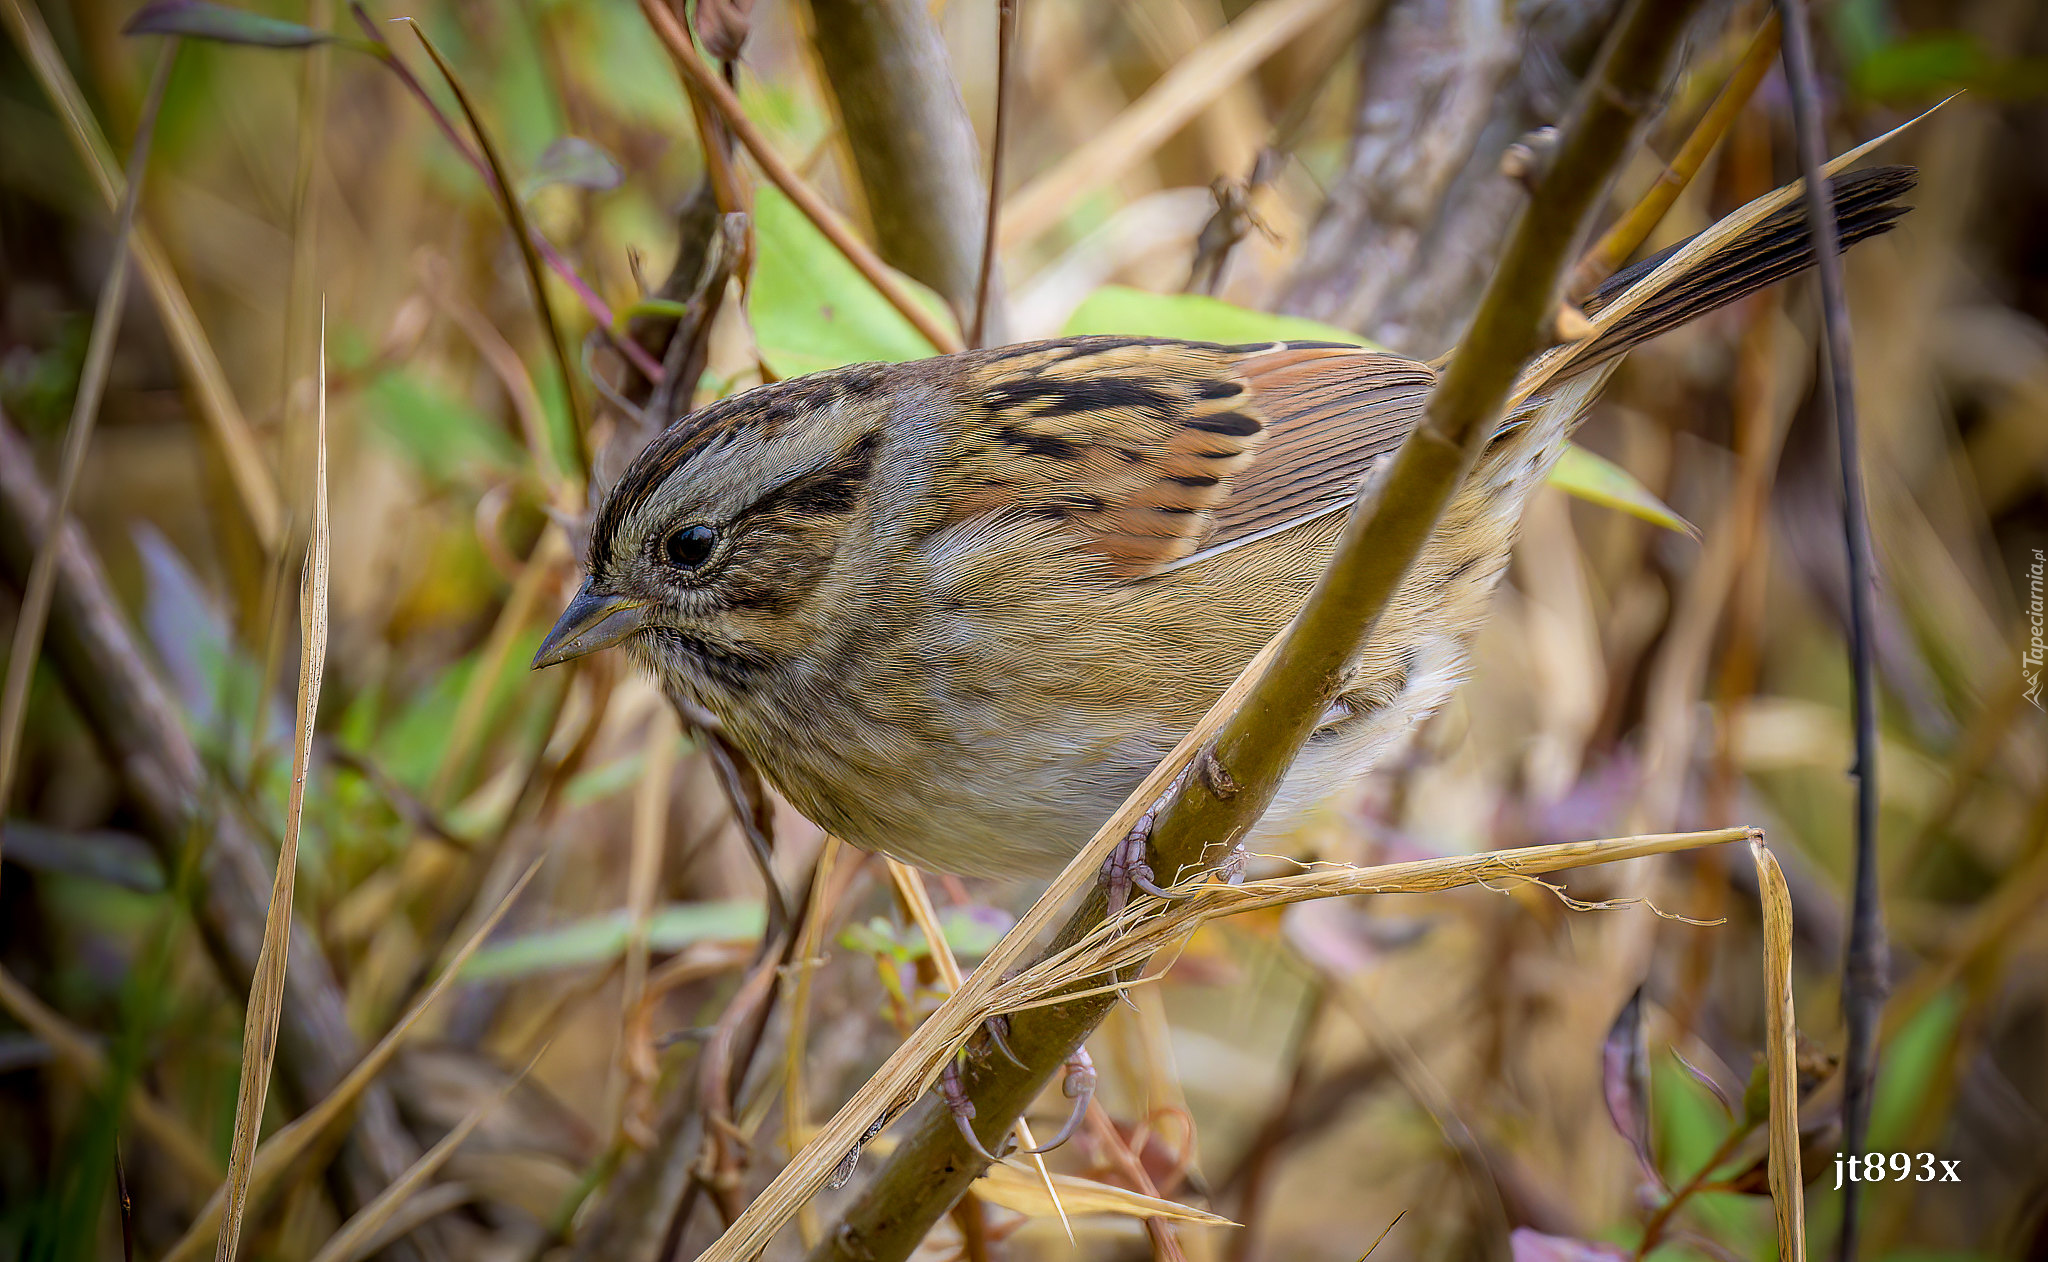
[663,524,718,571]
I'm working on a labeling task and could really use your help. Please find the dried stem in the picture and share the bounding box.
[1776,5,1885,1259]
[970,0,1017,349]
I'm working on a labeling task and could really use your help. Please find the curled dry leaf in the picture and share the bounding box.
[1601,986,1660,1188]
[695,0,756,62]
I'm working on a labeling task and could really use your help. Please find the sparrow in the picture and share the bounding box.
[535,166,1915,879]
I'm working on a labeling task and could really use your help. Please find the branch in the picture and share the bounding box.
[1776,3,1886,1259]
[799,1,1702,1257]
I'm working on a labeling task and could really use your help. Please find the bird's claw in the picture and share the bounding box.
[1020,1048,1096,1155]
[941,1058,1009,1166]
[1101,767,1189,920]
[983,1013,1026,1069]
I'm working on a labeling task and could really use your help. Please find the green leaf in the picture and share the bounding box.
[522,136,623,195]
[1870,986,1962,1150]
[1060,284,1373,348]
[461,901,766,980]
[749,186,950,378]
[1549,444,1694,536]
[123,1,340,48]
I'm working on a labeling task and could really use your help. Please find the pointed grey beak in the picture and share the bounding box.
[532,581,651,669]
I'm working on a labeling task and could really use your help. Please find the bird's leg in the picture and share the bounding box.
[1101,766,1189,919]
[1020,1047,1096,1155]
[941,1055,1008,1165]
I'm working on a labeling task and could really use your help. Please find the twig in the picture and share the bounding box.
[970,0,1017,348]
[999,0,1347,248]
[638,0,963,355]
[1570,11,1782,297]
[0,38,175,866]
[1776,5,1885,1259]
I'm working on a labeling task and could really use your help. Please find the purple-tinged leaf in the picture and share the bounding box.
[524,137,624,196]
[1509,1228,1629,1262]
[1671,1048,1737,1117]
[1602,986,1660,1187]
[124,1,335,47]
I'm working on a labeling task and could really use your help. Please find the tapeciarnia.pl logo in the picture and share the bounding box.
[2027,547,2045,711]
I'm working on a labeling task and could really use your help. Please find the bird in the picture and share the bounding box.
[535,166,1916,880]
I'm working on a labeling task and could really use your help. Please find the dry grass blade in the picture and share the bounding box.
[215,310,330,1262]
[610,711,675,1147]
[638,0,964,355]
[782,837,843,1248]
[1000,0,1346,247]
[1570,11,1782,296]
[881,859,1066,1233]
[304,1049,541,1262]
[973,1165,1235,1225]
[0,39,175,862]
[0,964,220,1190]
[1750,838,1804,1262]
[0,0,282,550]
[160,853,545,1262]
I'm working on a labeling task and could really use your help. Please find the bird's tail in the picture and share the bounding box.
[1567,163,1918,372]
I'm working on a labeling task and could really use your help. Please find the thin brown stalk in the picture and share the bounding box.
[781,838,844,1249]
[637,0,964,355]
[970,0,1017,349]
[790,4,1706,1253]
[404,21,591,484]
[1776,7,1884,1259]
[216,309,331,1262]
[0,39,176,863]
[1571,11,1783,297]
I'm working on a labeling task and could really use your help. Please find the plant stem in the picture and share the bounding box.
[1776,5,1886,1260]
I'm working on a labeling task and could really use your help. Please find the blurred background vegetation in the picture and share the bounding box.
[1,0,2045,1260]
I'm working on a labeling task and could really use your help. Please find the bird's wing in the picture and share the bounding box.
[932,336,1436,579]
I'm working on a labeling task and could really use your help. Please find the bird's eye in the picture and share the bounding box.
[663,524,718,571]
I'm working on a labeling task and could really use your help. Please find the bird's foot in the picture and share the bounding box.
[941,1056,1010,1166]
[1020,1048,1096,1155]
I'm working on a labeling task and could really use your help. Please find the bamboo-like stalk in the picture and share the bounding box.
[784,3,1713,1255]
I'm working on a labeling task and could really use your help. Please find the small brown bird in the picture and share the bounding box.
[536,167,1914,878]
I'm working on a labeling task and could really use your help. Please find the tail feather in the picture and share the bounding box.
[1572,164,1917,369]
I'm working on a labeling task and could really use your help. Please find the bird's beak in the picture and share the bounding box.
[532,581,650,669]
